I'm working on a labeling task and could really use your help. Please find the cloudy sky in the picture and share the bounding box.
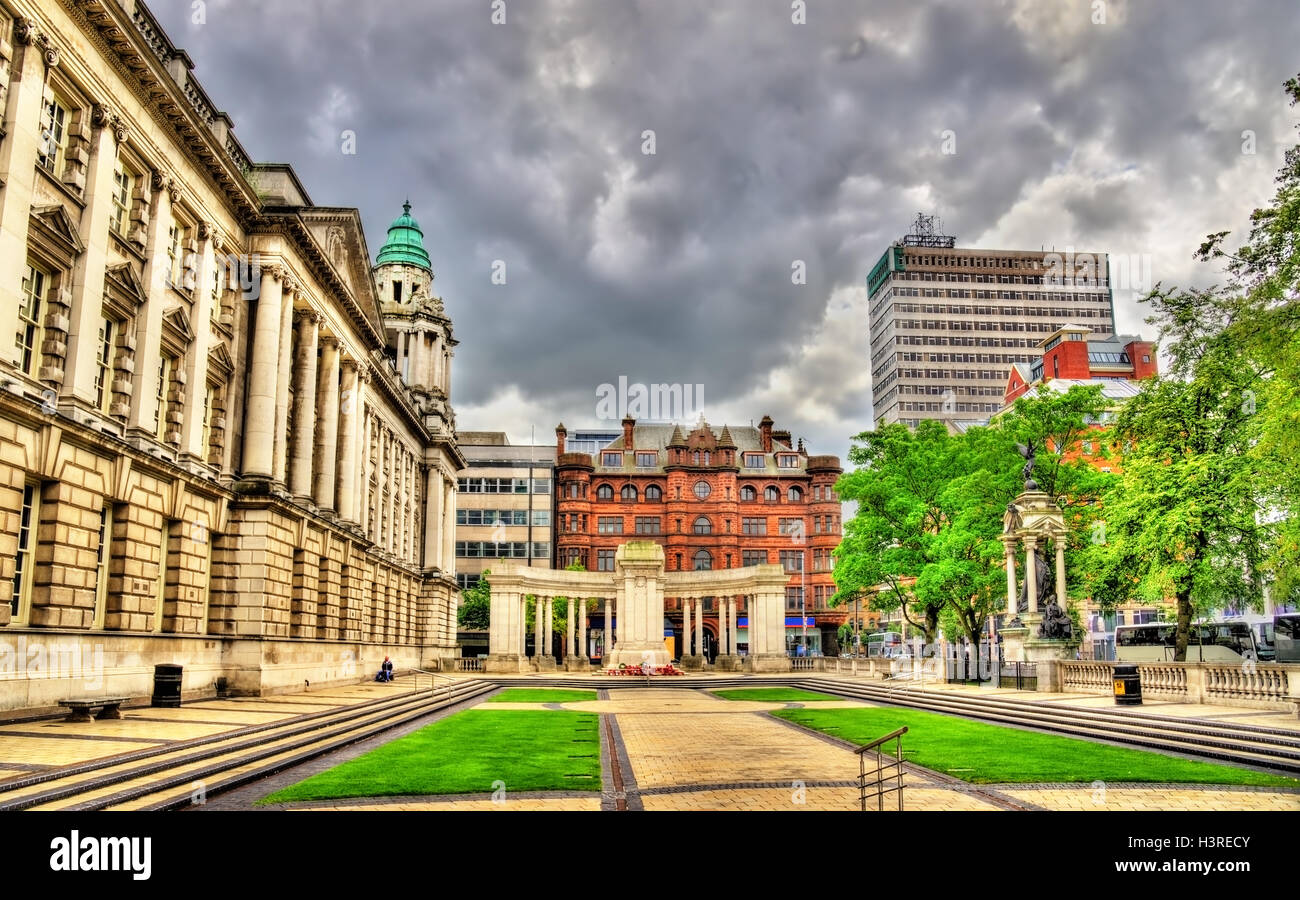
[151,0,1299,462]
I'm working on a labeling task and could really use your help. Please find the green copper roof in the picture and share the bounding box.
[375,200,431,270]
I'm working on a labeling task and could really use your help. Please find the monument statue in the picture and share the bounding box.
[1002,502,1021,534]
[1016,544,1053,614]
[1038,597,1073,640]
[1016,440,1039,491]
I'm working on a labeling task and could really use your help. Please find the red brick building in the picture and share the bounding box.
[1005,324,1156,405]
[554,416,844,659]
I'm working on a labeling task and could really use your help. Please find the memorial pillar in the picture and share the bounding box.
[1004,540,1017,617]
[681,597,691,660]
[695,598,704,658]
[1055,535,1067,609]
[567,597,575,658]
[1024,537,1039,614]
[604,598,612,662]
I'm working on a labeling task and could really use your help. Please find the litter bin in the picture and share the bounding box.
[153,663,183,708]
[1113,664,1141,706]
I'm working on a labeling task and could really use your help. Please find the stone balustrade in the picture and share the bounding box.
[1059,659,1297,712]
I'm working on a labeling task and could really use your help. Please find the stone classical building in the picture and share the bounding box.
[554,416,844,658]
[0,0,462,712]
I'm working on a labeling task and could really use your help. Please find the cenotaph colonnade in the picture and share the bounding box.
[484,542,792,674]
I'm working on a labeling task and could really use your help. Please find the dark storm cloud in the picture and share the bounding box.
[150,0,1300,459]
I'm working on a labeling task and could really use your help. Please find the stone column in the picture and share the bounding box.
[241,266,283,478]
[423,464,441,570]
[519,594,527,658]
[313,337,340,512]
[695,597,704,659]
[179,224,218,462]
[578,599,588,663]
[545,597,554,660]
[1004,540,1017,617]
[1024,537,1039,614]
[272,280,296,485]
[127,174,174,438]
[566,597,575,659]
[603,597,612,662]
[336,359,360,522]
[533,596,543,660]
[442,479,456,577]
[1055,535,1067,608]
[288,311,320,499]
[681,597,691,661]
[728,597,737,656]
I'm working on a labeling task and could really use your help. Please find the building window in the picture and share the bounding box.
[596,484,613,500]
[742,550,766,567]
[764,486,779,502]
[17,264,48,377]
[153,519,170,633]
[564,548,583,569]
[779,518,804,538]
[110,157,135,238]
[743,453,764,468]
[37,93,70,176]
[154,355,173,441]
[532,509,550,527]
[635,516,661,534]
[780,550,804,573]
[740,485,757,501]
[93,505,112,629]
[693,516,712,535]
[742,517,766,536]
[640,484,660,501]
[598,516,623,534]
[567,482,581,499]
[10,483,39,624]
[693,480,711,500]
[786,587,804,611]
[201,385,215,457]
[693,550,712,571]
[597,549,615,572]
[621,484,638,501]
[636,452,656,467]
[602,452,622,466]
[787,486,803,503]
[778,455,798,468]
[94,317,116,413]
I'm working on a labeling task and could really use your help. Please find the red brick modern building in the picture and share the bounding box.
[1004,323,1156,405]
[554,416,844,659]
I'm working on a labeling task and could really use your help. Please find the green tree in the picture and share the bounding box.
[457,569,491,630]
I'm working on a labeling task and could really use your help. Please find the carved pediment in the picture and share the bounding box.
[29,204,85,263]
[207,342,235,381]
[103,263,147,321]
[298,209,386,340]
[160,305,194,357]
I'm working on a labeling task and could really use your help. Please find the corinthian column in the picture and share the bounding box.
[242,265,283,478]
[272,279,297,486]
[289,310,320,499]
[336,363,363,523]
[314,336,340,511]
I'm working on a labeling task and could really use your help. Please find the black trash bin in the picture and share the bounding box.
[1113,664,1142,706]
[153,663,183,708]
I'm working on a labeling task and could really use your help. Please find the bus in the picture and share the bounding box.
[1275,614,1300,664]
[865,632,904,658]
[1114,621,1259,663]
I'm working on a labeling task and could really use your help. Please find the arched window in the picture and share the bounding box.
[693,550,712,571]
[740,485,756,502]
[693,517,712,535]
[764,486,779,502]
[646,484,663,501]
[788,486,803,503]
[596,484,613,500]
[693,480,711,500]
[703,451,710,465]
[621,484,638,501]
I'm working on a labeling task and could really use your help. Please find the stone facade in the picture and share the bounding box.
[0,0,462,713]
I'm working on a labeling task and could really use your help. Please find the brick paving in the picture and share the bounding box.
[5,679,1299,811]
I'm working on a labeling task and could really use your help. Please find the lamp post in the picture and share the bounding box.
[800,550,807,654]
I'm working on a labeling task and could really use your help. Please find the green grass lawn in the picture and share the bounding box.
[486,688,598,703]
[775,707,1300,787]
[712,687,842,703]
[260,710,601,803]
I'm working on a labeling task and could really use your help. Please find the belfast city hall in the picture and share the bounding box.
[0,0,464,711]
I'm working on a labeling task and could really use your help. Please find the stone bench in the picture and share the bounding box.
[57,698,130,723]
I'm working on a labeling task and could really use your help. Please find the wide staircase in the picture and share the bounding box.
[0,674,493,811]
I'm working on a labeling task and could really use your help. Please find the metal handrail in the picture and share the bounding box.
[410,668,458,703]
[856,726,907,811]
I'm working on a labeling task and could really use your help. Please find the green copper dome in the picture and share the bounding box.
[375,200,431,270]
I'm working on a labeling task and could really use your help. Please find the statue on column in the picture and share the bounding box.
[1016,544,1052,614]
[1016,440,1039,491]
[1038,597,1072,639]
